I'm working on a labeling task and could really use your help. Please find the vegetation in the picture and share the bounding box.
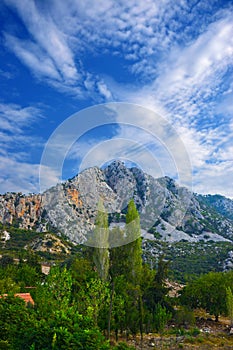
[180,271,233,322]
[92,199,110,281]
[0,201,233,348]
[226,286,233,327]
[143,239,233,282]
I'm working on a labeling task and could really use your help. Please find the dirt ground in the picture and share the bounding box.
[110,316,233,349]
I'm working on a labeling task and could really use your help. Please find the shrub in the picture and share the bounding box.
[113,342,135,350]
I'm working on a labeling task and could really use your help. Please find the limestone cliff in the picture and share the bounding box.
[0,161,233,244]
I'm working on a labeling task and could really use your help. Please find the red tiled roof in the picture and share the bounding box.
[15,293,35,305]
[0,293,35,306]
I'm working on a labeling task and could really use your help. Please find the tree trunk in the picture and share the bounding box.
[115,328,118,342]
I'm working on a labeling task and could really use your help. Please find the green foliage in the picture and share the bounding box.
[142,256,172,334]
[0,296,35,350]
[174,307,195,328]
[112,342,135,349]
[107,200,145,339]
[0,253,42,295]
[93,199,110,281]
[2,218,233,349]
[0,225,42,252]
[69,256,97,293]
[0,199,186,345]
[153,303,172,333]
[226,286,233,326]
[0,255,14,267]
[180,271,233,321]
[143,240,233,282]
[125,199,142,284]
[143,256,171,311]
[35,266,72,318]
[0,268,110,350]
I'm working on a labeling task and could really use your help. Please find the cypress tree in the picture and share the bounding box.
[125,199,142,284]
[93,199,109,281]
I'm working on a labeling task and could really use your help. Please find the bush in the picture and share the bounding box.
[113,342,135,350]
[189,327,200,337]
[154,304,172,333]
[174,307,195,328]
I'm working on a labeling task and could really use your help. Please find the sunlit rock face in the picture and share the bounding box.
[0,161,233,244]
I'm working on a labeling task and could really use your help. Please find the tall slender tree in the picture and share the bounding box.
[226,287,233,327]
[93,199,109,281]
[125,199,143,340]
[125,199,142,284]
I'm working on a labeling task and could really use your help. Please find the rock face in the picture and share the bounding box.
[0,161,233,243]
[197,194,233,221]
[27,233,71,255]
[0,193,43,229]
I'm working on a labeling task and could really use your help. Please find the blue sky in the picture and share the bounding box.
[0,0,233,198]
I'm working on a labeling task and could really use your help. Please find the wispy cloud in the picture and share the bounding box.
[4,0,223,98]
[110,9,233,197]
[1,0,233,196]
[0,102,45,193]
[4,0,78,80]
[3,0,116,100]
[0,103,42,134]
[0,156,39,193]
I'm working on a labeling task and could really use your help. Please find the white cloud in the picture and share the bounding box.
[3,0,206,97]
[0,156,60,194]
[4,34,61,81]
[0,156,40,193]
[97,81,112,100]
[154,16,233,105]
[3,0,107,99]
[0,103,42,134]
[2,0,233,197]
[193,161,233,199]
[5,0,79,82]
[0,103,45,193]
[108,10,233,197]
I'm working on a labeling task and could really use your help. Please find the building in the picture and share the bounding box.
[0,293,35,306]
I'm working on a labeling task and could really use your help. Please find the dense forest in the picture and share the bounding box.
[0,200,233,349]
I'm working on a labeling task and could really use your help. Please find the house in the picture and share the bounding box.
[15,293,35,306]
[41,262,52,275]
[0,293,35,306]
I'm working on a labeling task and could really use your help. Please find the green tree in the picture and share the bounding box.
[108,200,144,339]
[35,266,72,318]
[226,286,233,327]
[154,303,172,333]
[0,255,14,268]
[15,264,40,288]
[174,306,195,328]
[143,256,171,332]
[93,199,109,281]
[69,256,97,295]
[180,271,227,322]
[0,276,20,294]
[0,295,36,350]
[125,199,142,284]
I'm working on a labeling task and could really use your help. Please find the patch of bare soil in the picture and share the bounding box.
[111,317,233,350]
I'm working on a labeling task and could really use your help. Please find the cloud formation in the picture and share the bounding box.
[0,103,44,193]
[1,0,233,197]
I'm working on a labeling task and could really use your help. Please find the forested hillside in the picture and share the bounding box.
[1,200,233,349]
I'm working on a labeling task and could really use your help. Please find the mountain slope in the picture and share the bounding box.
[0,161,233,244]
[197,194,233,221]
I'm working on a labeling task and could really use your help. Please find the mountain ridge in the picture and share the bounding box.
[0,160,233,244]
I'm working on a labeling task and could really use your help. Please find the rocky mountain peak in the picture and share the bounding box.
[0,161,233,244]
